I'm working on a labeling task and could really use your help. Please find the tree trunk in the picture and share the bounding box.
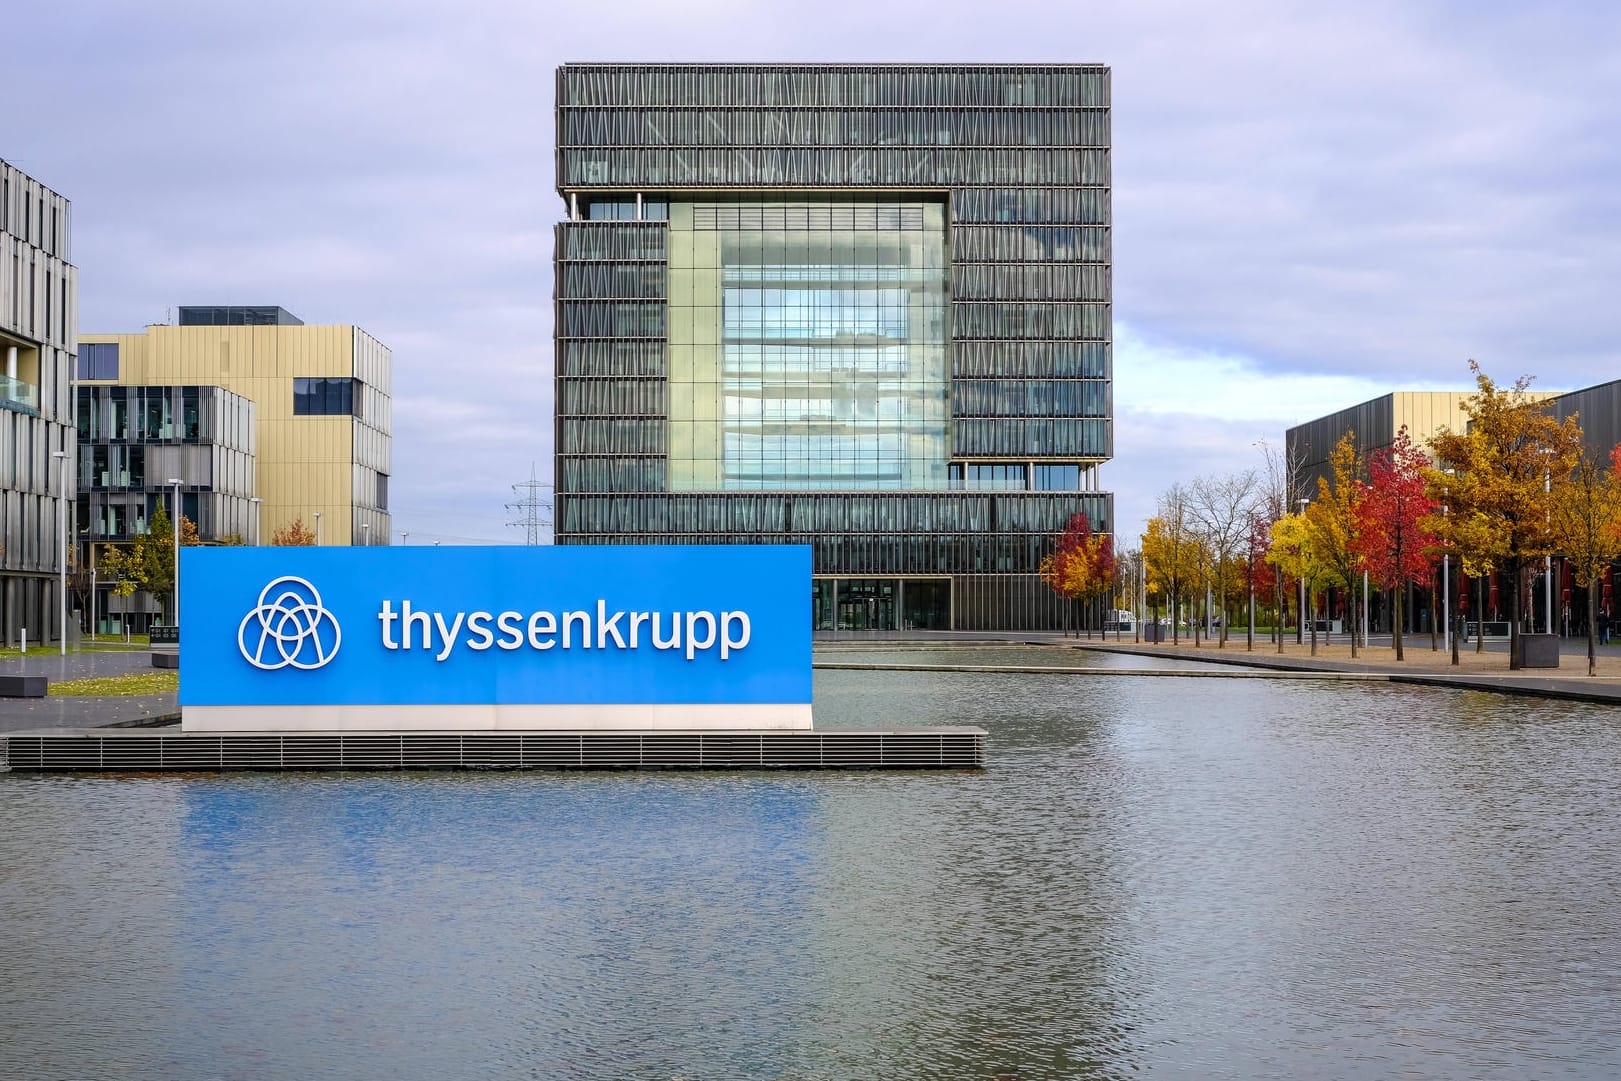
[1588,580,1598,677]
[1172,588,1180,645]
[1276,566,1285,654]
[1430,575,1439,652]
[1310,595,1319,656]
[1394,582,1405,661]
[1509,561,1522,671]
[1247,590,1254,652]
[1349,580,1359,659]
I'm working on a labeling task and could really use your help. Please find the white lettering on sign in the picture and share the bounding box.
[377,600,751,662]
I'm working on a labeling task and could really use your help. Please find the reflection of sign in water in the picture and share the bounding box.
[237,576,342,671]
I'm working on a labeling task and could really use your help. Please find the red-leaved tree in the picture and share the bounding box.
[1352,426,1437,661]
[1041,512,1117,636]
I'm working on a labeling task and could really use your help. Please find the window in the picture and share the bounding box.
[77,343,120,380]
[1033,463,1080,491]
[583,195,639,221]
[293,377,357,416]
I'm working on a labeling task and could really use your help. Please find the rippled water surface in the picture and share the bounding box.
[3,660,1620,1080]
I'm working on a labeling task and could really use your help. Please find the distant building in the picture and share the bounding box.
[1287,391,1474,496]
[1287,389,1564,495]
[78,306,392,550]
[553,63,1114,630]
[1548,379,1621,463]
[75,383,256,633]
[0,160,76,647]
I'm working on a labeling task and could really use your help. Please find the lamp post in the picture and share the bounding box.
[166,478,182,629]
[250,497,262,546]
[401,531,409,546]
[1297,497,1310,644]
[314,511,323,546]
[1441,489,1451,656]
[360,522,369,546]
[1544,460,1554,635]
[52,450,69,655]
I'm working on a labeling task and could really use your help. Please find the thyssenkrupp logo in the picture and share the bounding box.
[238,576,342,671]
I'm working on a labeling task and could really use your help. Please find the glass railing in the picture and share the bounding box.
[1,374,38,411]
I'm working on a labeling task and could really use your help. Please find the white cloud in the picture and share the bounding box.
[9,0,1621,543]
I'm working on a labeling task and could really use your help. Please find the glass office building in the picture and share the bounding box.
[554,64,1113,630]
[0,160,76,647]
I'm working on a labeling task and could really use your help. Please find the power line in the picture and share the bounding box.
[505,462,553,545]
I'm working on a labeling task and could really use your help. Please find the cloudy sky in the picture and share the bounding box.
[7,1,1619,545]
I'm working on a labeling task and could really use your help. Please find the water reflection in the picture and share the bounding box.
[1,665,1619,1079]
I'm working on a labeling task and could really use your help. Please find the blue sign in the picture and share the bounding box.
[179,546,811,707]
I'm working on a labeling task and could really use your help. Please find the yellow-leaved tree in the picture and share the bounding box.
[1306,432,1367,657]
[1267,510,1332,656]
[1143,484,1201,643]
[1549,444,1621,676]
[1426,363,1582,669]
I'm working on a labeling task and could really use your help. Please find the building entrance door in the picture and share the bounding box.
[812,578,951,631]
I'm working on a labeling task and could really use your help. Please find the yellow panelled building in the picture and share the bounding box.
[79,306,391,547]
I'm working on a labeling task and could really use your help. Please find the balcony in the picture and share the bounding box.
[1,373,39,414]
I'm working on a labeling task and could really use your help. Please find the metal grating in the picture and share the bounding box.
[0,730,985,773]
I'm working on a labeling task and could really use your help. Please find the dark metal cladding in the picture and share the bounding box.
[553,63,1113,630]
[0,729,987,773]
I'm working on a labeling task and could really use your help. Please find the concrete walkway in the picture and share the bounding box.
[818,630,1621,707]
[0,649,178,733]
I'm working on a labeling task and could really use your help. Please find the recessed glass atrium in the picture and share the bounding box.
[667,199,949,491]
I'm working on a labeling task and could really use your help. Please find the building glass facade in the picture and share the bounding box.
[0,160,76,646]
[555,63,1113,630]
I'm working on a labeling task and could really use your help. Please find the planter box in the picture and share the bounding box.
[1142,623,1167,643]
[0,675,48,698]
[1514,633,1561,669]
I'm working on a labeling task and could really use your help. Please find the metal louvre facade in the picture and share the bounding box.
[555,63,1113,631]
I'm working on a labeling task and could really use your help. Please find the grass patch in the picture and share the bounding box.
[47,672,178,697]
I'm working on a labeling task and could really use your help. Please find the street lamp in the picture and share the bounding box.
[1297,497,1310,644]
[314,511,323,546]
[250,497,262,546]
[1442,468,1460,666]
[52,450,69,655]
[1544,455,1554,635]
[166,478,183,629]
[360,522,369,546]
[401,531,409,546]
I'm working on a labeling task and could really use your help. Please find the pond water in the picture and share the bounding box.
[2,657,1619,1080]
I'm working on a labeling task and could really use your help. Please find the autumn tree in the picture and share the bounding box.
[1307,432,1367,657]
[1257,437,1308,652]
[143,503,175,616]
[1427,363,1582,669]
[1190,470,1260,647]
[1267,510,1331,656]
[1144,484,1199,643]
[1040,512,1116,636]
[1549,444,1621,676]
[1352,426,1436,661]
[1242,509,1276,651]
[97,544,140,641]
[271,518,317,546]
[1141,518,1173,637]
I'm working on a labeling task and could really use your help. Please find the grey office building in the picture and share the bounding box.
[0,160,76,646]
[554,63,1113,630]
